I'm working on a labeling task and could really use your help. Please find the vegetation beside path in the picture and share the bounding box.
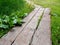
[31,0,60,45]
[0,0,34,38]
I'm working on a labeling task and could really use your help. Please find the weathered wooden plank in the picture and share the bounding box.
[12,8,44,45]
[31,8,52,45]
[0,38,11,45]
[0,7,40,45]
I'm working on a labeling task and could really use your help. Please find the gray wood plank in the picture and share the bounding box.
[31,8,52,45]
[12,8,44,45]
[0,7,40,45]
[0,39,11,45]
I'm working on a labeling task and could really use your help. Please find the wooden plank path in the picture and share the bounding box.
[31,8,52,45]
[0,6,40,45]
[0,6,51,45]
[12,7,44,45]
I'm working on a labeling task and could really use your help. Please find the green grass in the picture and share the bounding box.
[31,0,60,45]
[0,0,34,38]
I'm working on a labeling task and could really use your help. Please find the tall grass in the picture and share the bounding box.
[0,0,25,15]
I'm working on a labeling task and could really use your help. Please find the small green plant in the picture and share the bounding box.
[0,0,34,38]
[0,12,29,37]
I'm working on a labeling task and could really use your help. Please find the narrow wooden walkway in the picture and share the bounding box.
[0,6,52,45]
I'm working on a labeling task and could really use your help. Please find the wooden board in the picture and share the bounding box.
[0,7,40,45]
[31,8,52,45]
[0,39,11,45]
[12,8,44,45]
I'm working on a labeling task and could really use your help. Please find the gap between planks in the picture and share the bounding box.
[0,6,41,45]
[12,7,44,45]
[0,7,51,45]
[31,8,52,45]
